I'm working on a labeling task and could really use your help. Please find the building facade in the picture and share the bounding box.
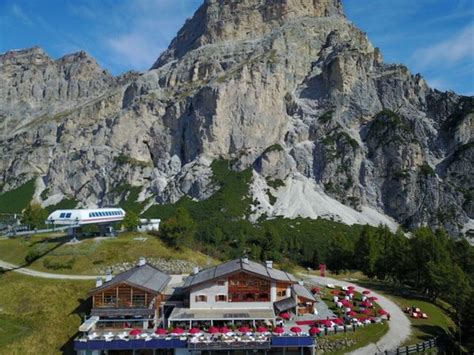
[75,258,317,354]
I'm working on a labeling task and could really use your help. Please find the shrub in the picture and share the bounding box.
[43,257,76,270]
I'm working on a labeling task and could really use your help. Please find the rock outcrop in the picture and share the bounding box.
[0,0,472,236]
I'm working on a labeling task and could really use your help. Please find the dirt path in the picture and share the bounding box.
[301,274,411,354]
[0,259,98,280]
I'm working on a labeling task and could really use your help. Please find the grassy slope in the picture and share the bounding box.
[0,180,35,213]
[0,272,92,355]
[325,323,389,355]
[0,232,214,275]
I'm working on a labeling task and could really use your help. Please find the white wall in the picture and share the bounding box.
[189,279,275,310]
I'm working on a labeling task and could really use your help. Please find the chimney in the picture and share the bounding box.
[242,257,249,264]
[105,269,113,282]
[138,257,146,266]
[266,260,273,269]
[193,266,200,275]
[96,277,103,287]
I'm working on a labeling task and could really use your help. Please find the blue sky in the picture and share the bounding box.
[0,0,473,95]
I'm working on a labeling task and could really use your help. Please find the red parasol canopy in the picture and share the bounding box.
[311,287,321,293]
[171,327,185,335]
[155,328,167,335]
[347,285,356,290]
[379,309,388,315]
[273,326,285,334]
[322,320,332,327]
[347,311,357,317]
[257,326,269,333]
[309,327,321,335]
[362,290,370,295]
[219,326,231,334]
[369,296,378,301]
[290,326,302,333]
[333,318,344,325]
[238,326,250,333]
[189,328,201,334]
[280,312,291,319]
[208,327,219,334]
[129,328,142,335]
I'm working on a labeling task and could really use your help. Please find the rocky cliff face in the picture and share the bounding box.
[0,0,472,236]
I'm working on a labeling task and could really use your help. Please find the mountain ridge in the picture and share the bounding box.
[0,0,472,237]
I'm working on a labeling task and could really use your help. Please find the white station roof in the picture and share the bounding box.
[46,208,126,226]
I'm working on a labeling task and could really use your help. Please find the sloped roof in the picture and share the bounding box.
[91,263,171,294]
[274,297,297,313]
[292,284,316,301]
[182,258,297,289]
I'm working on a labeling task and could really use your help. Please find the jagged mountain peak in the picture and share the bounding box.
[0,1,472,238]
[0,46,53,66]
[152,0,344,68]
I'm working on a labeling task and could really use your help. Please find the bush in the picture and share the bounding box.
[43,257,76,270]
[122,210,140,231]
[25,243,50,263]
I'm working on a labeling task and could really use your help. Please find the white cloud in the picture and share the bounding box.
[102,0,201,71]
[107,34,163,69]
[412,23,474,69]
[11,4,33,26]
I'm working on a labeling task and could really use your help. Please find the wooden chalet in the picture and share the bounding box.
[88,259,170,330]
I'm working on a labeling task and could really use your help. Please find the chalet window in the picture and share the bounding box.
[230,279,239,286]
[215,295,227,302]
[229,293,240,301]
[195,295,207,302]
[132,295,146,307]
[104,295,117,305]
[244,293,255,301]
[277,290,287,297]
[217,280,226,286]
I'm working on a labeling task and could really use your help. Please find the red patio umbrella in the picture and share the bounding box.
[280,312,291,320]
[208,327,219,334]
[309,327,321,335]
[257,326,269,333]
[362,290,370,295]
[332,318,344,325]
[360,309,370,314]
[290,326,302,333]
[155,328,167,335]
[129,328,142,336]
[330,290,341,295]
[171,327,185,335]
[379,309,388,315]
[219,326,231,334]
[273,326,285,334]
[238,326,250,333]
[322,320,332,327]
[311,287,321,293]
[341,300,351,307]
[189,328,201,334]
[347,285,356,290]
[347,311,357,317]
[369,296,378,301]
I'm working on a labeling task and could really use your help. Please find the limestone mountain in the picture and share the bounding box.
[0,0,472,237]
